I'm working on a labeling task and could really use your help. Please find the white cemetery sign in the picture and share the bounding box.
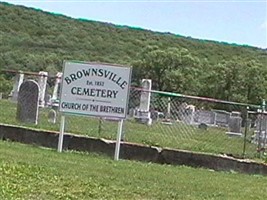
[58,61,132,159]
[59,61,132,119]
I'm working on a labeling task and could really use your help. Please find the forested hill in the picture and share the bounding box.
[0,2,267,104]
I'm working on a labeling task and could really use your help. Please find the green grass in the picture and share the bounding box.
[0,140,267,200]
[0,99,259,159]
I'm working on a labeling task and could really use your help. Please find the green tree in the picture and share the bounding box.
[0,75,12,98]
[164,50,202,95]
[215,59,242,101]
[132,46,202,94]
[240,60,267,104]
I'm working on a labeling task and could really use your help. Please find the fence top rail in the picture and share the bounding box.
[1,69,61,78]
[0,69,261,109]
[131,86,261,109]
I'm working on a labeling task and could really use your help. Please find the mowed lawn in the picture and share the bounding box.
[0,140,267,200]
[0,99,258,158]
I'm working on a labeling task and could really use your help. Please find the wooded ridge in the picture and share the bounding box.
[0,2,266,104]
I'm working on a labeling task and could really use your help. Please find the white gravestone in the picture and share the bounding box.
[177,102,187,121]
[137,79,152,125]
[48,109,57,124]
[185,105,195,124]
[38,71,48,107]
[179,103,195,124]
[166,97,171,120]
[11,71,24,102]
[139,79,152,111]
[45,94,52,107]
[52,72,62,100]
[161,97,173,125]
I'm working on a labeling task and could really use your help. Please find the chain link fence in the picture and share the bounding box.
[124,87,265,159]
[1,71,267,159]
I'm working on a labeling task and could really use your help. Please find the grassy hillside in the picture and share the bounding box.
[0,2,266,103]
[1,140,267,199]
[0,2,265,71]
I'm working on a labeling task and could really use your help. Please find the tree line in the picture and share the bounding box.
[0,2,266,104]
[132,46,266,104]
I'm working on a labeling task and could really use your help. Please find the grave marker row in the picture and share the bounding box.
[9,71,62,108]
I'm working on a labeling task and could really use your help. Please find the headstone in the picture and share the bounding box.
[259,115,267,131]
[48,109,57,124]
[44,94,52,107]
[10,71,24,102]
[150,109,158,120]
[194,110,216,125]
[231,111,241,117]
[136,79,152,125]
[185,106,195,124]
[0,92,2,100]
[179,103,195,124]
[161,97,173,125]
[52,72,62,100]
[214,110,230,127]
[177,102,188,121]
[198,123,208,130]
[139,79,151,111]
[166,97,171,120]
[226,116,242,136]
[246,118,252,129]
[38,71,48,107]
[16,80,39,124]
[128,108,135,117]
[252,114,267,147]
[150,110,164,121]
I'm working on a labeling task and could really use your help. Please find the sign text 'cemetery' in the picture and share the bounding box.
[59,61,132,118]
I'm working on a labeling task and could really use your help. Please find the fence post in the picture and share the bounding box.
[260,99,266,157]
[257,100,265,158]
[242,106,249,158]
[98,117,103,138]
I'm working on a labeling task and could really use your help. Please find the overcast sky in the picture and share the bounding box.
[3,0,267,49]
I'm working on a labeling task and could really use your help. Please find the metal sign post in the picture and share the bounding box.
[114,119,124,160]
[58,115,65,152]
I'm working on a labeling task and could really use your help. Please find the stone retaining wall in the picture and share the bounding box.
[0,124,266,175]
